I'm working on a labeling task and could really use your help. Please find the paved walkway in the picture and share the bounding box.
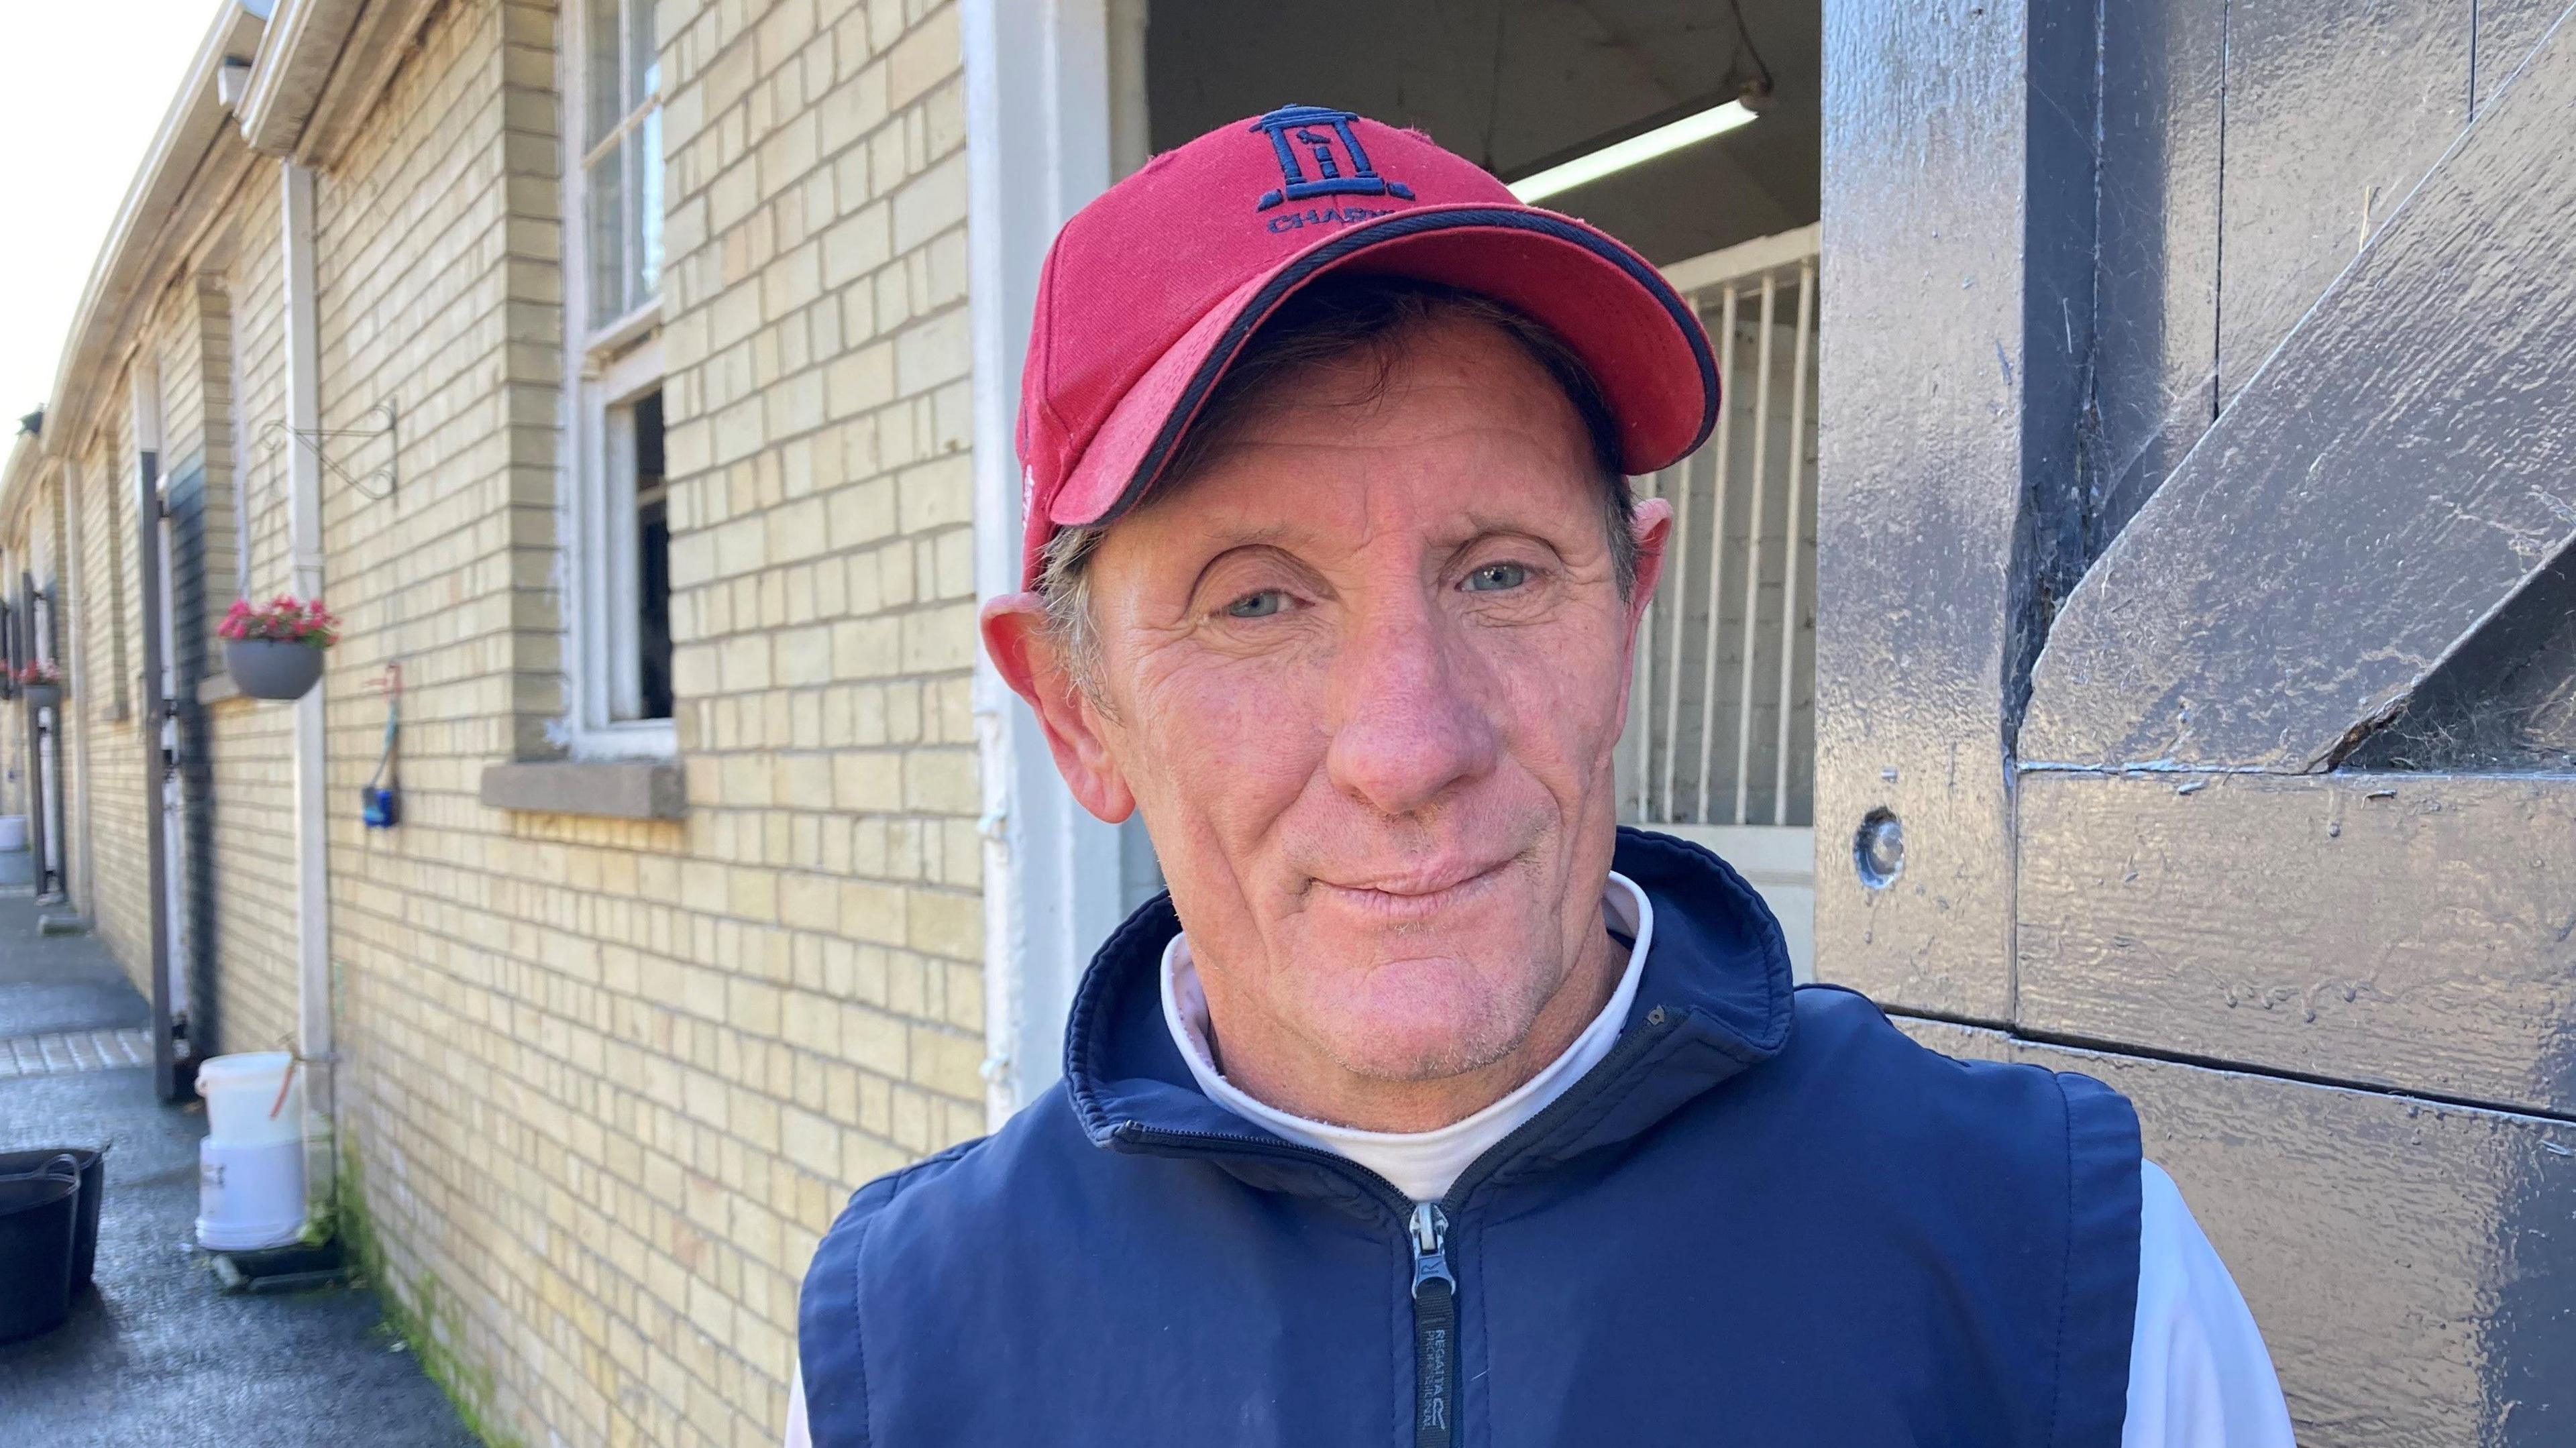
[2,1025,154,1075]
[0,893,476,1448]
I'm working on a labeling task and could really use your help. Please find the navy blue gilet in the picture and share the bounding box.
[800,828,2142,1447]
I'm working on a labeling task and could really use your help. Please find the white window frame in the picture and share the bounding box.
[565,0,662,338]
[559,0,672,761]
[564,337,672,759]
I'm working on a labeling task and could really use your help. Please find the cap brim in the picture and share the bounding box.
[1028,205,1719,582]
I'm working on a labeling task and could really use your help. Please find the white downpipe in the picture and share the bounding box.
[280,158,337,1228]
[962,0,1124,1129]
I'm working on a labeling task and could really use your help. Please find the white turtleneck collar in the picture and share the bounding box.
[1157,872,1654,1203]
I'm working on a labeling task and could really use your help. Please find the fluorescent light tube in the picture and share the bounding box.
[1507,100,1760,204]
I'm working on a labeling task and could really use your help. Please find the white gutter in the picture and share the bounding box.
[279,160,337,1230]
[233,0,366,158]
[961,0,1125,1127]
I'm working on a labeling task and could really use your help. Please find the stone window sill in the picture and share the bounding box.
[479,759,686,821]
[197,673,239,705]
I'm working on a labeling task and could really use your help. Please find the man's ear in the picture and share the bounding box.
[981,593,1138,824]
[1604,496,1676,746]
[1625,496,1674,629]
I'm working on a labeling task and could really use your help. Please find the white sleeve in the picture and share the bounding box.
[2121,1160,2296,1448]
[784,1364,813,1448]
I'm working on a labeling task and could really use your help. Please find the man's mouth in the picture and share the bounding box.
[1309,856,1516,918]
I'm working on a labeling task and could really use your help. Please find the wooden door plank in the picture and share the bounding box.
[1813,0,2094,1020]
[1899,1019,2576,1448]
[2021,13,2576,771]
[2088,0,2226,550]
[2215,0,2471,408]
[2016,770,2576,1116]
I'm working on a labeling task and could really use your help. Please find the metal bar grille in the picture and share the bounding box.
[1624,231,1821,830]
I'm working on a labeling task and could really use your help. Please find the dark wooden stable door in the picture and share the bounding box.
[1820,3,2576,1442]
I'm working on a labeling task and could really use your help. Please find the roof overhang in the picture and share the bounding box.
[234,0,367,158]
[7,0,455,535]
[0,430,58,543]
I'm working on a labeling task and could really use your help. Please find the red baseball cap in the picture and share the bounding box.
[1016,104,1721,586]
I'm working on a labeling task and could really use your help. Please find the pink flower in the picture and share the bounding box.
[220,594,339,649]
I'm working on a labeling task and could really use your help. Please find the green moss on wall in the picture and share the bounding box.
[335,1137,525,1448]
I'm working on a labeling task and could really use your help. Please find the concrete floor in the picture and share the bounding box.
[0,893,476,1447]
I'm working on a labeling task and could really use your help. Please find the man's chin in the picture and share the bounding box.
[1299,960,1537,1086]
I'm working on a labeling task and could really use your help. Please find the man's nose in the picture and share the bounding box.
[1323,606,1500,818]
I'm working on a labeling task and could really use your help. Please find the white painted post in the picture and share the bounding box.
[962,0,1127,1129]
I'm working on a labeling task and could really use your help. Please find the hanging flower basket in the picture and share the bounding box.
[219,596,339,702]
[12,663,60,710]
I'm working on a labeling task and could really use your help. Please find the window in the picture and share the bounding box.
[606,384,673,722]
[580,0,661,331]
[564,0,671,757]
[100,451,130,718]
[570,337,674,751]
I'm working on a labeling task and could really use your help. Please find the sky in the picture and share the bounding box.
[2,1,231,429]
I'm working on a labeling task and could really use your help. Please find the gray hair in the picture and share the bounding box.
[1039,276,1640,701]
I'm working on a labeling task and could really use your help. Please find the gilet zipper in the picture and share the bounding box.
[1409,1203,1457,1448]
[1109,1007,1684,1448]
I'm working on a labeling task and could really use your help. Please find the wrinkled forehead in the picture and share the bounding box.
[1102,315,1602,548]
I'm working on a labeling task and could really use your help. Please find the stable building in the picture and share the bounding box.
[0,1,2566,1445]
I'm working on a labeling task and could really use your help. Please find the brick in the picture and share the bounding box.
[20,7,990,1448]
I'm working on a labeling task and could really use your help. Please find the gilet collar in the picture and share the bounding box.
[1060,828,1796,1209]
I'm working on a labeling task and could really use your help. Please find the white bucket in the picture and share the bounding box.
[0,816,25,852]
[197,1137,305,1251]
[197,1052,302,1147]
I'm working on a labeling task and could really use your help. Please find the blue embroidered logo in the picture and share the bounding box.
[1250,105,1415,212]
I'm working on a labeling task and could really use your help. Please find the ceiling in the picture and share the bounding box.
[1146,0,1821,266]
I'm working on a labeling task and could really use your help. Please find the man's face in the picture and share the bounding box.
[994,315,1667,1096]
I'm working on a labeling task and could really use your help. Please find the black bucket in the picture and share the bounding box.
[0,1144,105,1288]
[0,1155,80,1343]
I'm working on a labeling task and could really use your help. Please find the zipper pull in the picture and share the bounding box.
[1409,1203,1455,1448]
[1409,1202,1452,1295]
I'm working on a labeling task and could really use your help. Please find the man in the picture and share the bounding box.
[789,107,2294,1446]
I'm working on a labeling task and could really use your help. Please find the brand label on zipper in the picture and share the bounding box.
[1410,1203,1456,1448]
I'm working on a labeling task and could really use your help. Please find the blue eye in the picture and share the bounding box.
[1226,590,1288,619]
[1464,563,1527,592]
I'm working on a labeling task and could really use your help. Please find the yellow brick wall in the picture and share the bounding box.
[42,476,85,899]
[78,398,156,999]
[30,4,989,1445]
[204,154,306,1062]
[647,0,987,1431]
[54,463,95,913]
[299,2,985,1445]
[49,256,301,1053]
[311,5,582,1442]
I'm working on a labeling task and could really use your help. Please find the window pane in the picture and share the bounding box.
[635,105,663,301]
[628,0,659,111]
[587,143,628,327]
[633,390,673,722]
[586,0,625,146]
